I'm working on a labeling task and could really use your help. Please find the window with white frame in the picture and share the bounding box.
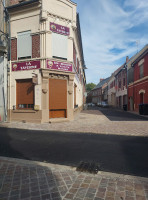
[17,31,32,60]
[52,33,67,60]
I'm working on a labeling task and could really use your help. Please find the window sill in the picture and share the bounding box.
[12,110,37,113]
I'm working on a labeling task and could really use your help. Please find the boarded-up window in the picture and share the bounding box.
[52,33,67,59]
[17,31,32,59]
[16,79,34,109]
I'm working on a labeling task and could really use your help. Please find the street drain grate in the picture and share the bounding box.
[76,161,100,174]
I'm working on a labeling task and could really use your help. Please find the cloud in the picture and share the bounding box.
[75,0,148,84]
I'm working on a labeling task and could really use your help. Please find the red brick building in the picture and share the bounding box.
[127,45,148,112]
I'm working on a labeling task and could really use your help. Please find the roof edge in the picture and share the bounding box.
[126,44,148,67]
[6,0,39,10]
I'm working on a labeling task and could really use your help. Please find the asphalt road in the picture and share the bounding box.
[0,127,148,178]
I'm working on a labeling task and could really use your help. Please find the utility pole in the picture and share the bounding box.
[0,0,9,122]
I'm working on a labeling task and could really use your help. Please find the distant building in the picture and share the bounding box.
[91,77,110,105]
[108,75,116,107]
[127,45,148,112]
[115,57,129,109]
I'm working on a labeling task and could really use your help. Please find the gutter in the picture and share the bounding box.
[6,0,39,10]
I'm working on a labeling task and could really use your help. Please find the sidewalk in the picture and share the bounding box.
[0,108,148,137]
[0,157,148,200]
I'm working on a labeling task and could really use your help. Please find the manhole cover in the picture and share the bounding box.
[76,161,100,174]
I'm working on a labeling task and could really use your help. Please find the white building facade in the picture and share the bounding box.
[7,0,86,123]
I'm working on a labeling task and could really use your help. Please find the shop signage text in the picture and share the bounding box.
[12,61,40,71]
[47,60,72,72]
[50,22,70,36]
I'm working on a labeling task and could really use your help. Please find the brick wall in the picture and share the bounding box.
[134,53,148,81]
[128,80,148,112]
[11,39,17,61]
[32,34,40,58]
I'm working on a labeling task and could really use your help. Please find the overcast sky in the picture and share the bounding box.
[74,0,148,84]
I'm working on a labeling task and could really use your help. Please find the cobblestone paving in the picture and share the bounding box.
[0,108,148,137]
[0,158,148,200]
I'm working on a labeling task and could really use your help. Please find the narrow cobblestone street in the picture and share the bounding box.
[0,107,148,137]
[0,157,148,200]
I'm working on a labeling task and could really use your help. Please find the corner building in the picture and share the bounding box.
[7,0,86,123]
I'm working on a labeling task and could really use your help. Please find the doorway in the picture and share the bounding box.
[49,79,67,118]
[140,93,144,104]
[130,96,134,111]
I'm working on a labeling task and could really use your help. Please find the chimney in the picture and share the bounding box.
[100,78,104,82]
[126,56,129,63]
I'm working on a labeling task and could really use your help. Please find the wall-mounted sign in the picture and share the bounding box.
[50,22,70,36]
[47,60,72,72]
[12,61,40,71]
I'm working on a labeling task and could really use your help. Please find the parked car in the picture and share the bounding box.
[87,103,95,107]
[97,102,102,107]
[101,101,109,108]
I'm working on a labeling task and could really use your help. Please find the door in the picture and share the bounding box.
[140,93,144,104]
[49,79,67,118]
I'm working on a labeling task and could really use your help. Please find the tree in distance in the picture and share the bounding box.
[86,83,96,92]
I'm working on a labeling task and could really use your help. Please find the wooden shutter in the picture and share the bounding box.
[16,79,34,109]
[49,79,67,118]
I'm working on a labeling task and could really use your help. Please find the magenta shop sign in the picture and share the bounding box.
[47,60,72,72]
[50,22,70,36]
[12,60,40,71]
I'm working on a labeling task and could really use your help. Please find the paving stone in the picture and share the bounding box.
[125,197,135,200]
[85,192,95,198]
[94,198,104,200]
[65,192,75,199]
[96,191,106,199]
[41,193,51,200]
[136,195,147,200]
[87,188,96,193]
[0,158,148,200]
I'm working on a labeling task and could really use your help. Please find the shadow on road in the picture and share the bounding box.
[0,127,29,160]
[86,106,148,121]
[121,136,148,178]
[0,127,148,178]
